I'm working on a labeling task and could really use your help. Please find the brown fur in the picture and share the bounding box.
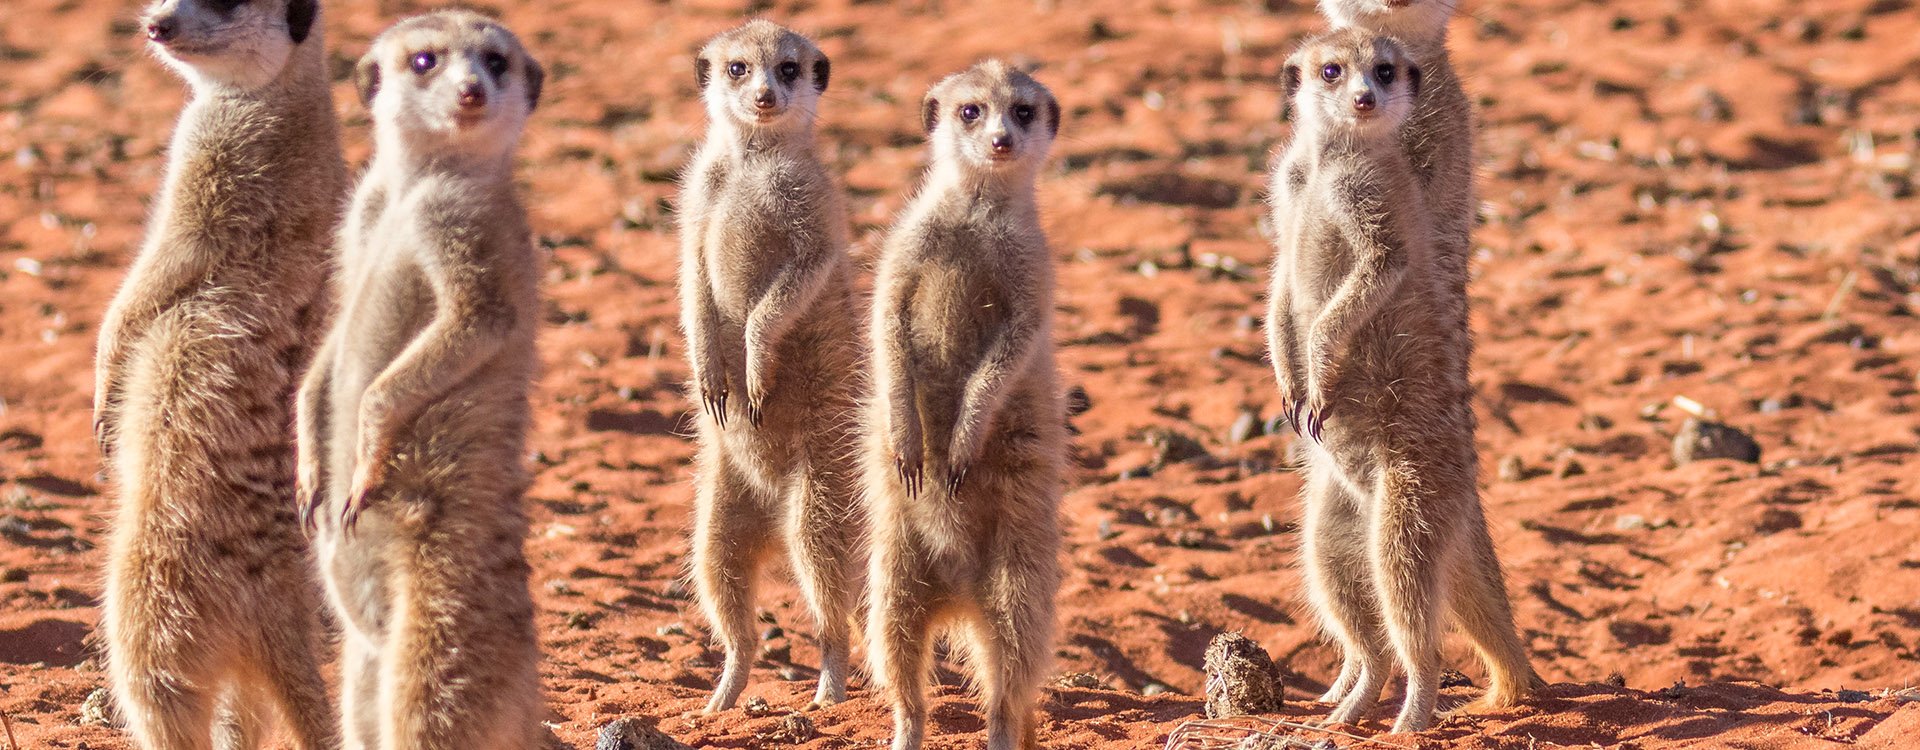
[1267,28,1538,734]
[677,20,864,713]
[295,12,546,749]
[865,60,1066,750]
[94,0,344,747]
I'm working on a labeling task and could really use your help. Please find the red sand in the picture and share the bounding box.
[3,0,1918,747]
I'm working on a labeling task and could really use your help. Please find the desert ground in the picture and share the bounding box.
[3,0,1920,747]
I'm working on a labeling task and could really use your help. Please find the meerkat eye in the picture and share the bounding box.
[410,51,437,75]
[777,61,801,82]
[959,103,982,123]
[1013,104,1036,126]
[1320,63,1342,82]
[726,61,748,79]
[483,51,510,79]
[1375,63,1395,85]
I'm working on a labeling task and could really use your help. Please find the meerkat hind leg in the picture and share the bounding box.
[1302,469,1392,724]
[869,544,940,750]
[116,669,219,750]
[784,468,858,707]
[338,635,382,750]
[211,682,269,750]
[972,572,1052,750]
[693,456,776,713]
[253,610,337,749]
[1371,464,1455,734]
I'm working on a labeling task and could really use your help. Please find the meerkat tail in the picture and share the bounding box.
[1450,527,1543,706]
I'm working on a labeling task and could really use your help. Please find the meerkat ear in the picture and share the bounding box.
[354,52,381,107]
[286,0,318,44]
[813,56,830,93]
[695,56,711,89]
[1046,97,1060,138]
[523,55,545,111]
[1283,63,1302,104]
[922,96,939,134]
[1407,63,1422,98]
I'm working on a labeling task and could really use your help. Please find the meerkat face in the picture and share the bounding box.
[1319,0,1455,40]
[355,11,544,155]
[1285,31,1421,137]
[922,60,1060,175]
[695,21,830,133]
[140,0,319,90]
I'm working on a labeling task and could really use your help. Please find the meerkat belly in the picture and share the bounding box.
[906,259,1007,429]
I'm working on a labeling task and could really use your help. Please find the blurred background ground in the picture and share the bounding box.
[2,0,1918,747]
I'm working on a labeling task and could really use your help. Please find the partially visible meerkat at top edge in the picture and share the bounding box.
[865,60,1066,750]
[296,11,546,749]
[94,0,345,747]
[677,19,866,713]
[1267,28,1540,734]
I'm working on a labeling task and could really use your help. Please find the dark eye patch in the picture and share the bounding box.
[207,0,250,13]
[1013,104,1036,126]
[777,61,801,82]
[1374,63,1395,85]
[484,51,510,79]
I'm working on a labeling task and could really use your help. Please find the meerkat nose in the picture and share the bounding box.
[990,133,1013,153]
[754,88,777,109]
[1353,91,1376,112]
[145,17,177,43]
[458,81,487,109]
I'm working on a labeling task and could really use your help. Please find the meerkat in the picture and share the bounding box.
[676,20,864,713]
[294,11,545,748]
[1317,0,1475,330]
[92,0,344,747]
[1265,29,1539,734]
[865,60,1066,750]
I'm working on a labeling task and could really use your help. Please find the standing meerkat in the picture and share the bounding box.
[1265,29,1539,734]
[677,19,864,713]
[93,0,344,746]
[295,11,545,748]
[866,60,1065,750]
[1318,0,1474,328]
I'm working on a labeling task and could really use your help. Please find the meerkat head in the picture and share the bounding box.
[695,21,830,137]
[922,60,1060,178]
[1318,0,1455,43]
[1284,30,1421,139]
[355,11,543,159]
[139,0,320,90]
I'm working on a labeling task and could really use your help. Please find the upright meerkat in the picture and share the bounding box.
[866,60,1065,750]
[93,0,344,746]
[676,20,864,713]
[1265,29,1539,734]
[1318,0,1474,326]
[295,11,545,748]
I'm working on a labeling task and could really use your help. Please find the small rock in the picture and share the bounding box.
[1146,428,1209,466]
[1615,514,1648,531]
[766,713,817,743]
[1836,689,1872,703]
[1672,418,1761,465]
[595,717,694,750]
[1440,670,1475,688]
[655,622,689,637]
[762,626,785,641]
[743,695,774,716]
[1497,454,1527,482]
[1604,672,1628,688]
[80,687,115,726]
[1202,632,1285,718]
[1229,410,1263,445]
[1554,457,1586,478]
[1056,672,1104,689]
[1142,682,1172,696]
[1119,465,1154,480]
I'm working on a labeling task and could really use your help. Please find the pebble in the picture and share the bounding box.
[1672,418,1761,464]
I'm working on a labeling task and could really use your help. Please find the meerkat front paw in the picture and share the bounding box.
[698,371,730,427]
[297,459,323,531]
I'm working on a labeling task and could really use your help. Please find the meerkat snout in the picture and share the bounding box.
[695,20,831,130]
[141,0,319,89]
